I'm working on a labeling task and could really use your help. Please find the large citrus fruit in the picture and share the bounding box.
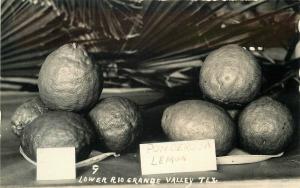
[21,111,95,162]
[199,44,262,106]
[38,43,102,112]
[238,97,294,154]
[295,41,300,59]
[88,97,143,153]
[161,100,236,156]
[11,97,48,136]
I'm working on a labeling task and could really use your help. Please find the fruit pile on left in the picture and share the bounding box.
[11,43,143,162]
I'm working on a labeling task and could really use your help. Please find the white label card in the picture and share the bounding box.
[140,139,217,175]
[36,147,76,181]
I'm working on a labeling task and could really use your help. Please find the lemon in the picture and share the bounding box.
[199,44,262,106]
[161,100,236,156]
[11,97,48,136]
[89,97,143,153]
[238,97,294,154]
[38,43,103,112]
[21,111,95,162]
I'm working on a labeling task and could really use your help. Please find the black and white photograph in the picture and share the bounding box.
[1,0,300,187]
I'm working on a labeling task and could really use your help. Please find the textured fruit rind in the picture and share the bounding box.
[295,41,300,58]
[11,97,48,136]
[161,100,236,156]
[199,44,262,105]
[38,43,102,112]
[238,97,294,154]
[21,111,94,162]
[88,97,143,152]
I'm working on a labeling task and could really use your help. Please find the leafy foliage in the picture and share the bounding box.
[1,0,299,95]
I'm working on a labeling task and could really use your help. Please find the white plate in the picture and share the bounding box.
[217,148,284,165]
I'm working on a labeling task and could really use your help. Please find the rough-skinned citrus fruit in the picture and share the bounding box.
[161,100,236,156]
[88,97,143,153]
[295,41,300,59]
[38,43,102,112]
[21,111,95,162]
[238,97,294,155]
[199,44,262,106]
[11,97,48,136]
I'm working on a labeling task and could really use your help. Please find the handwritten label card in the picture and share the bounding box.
[36,147,76,180]
[140,139,217,175]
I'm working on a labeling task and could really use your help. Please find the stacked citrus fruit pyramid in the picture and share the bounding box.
[11,43,295,162]
[161,44,295,156]
[11,43,143,162]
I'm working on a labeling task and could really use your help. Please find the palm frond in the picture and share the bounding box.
[1,0,299,91]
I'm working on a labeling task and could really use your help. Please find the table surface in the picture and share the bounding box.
[1,91,300,187]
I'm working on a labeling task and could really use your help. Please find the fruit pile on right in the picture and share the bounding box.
[161,44,295,156]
